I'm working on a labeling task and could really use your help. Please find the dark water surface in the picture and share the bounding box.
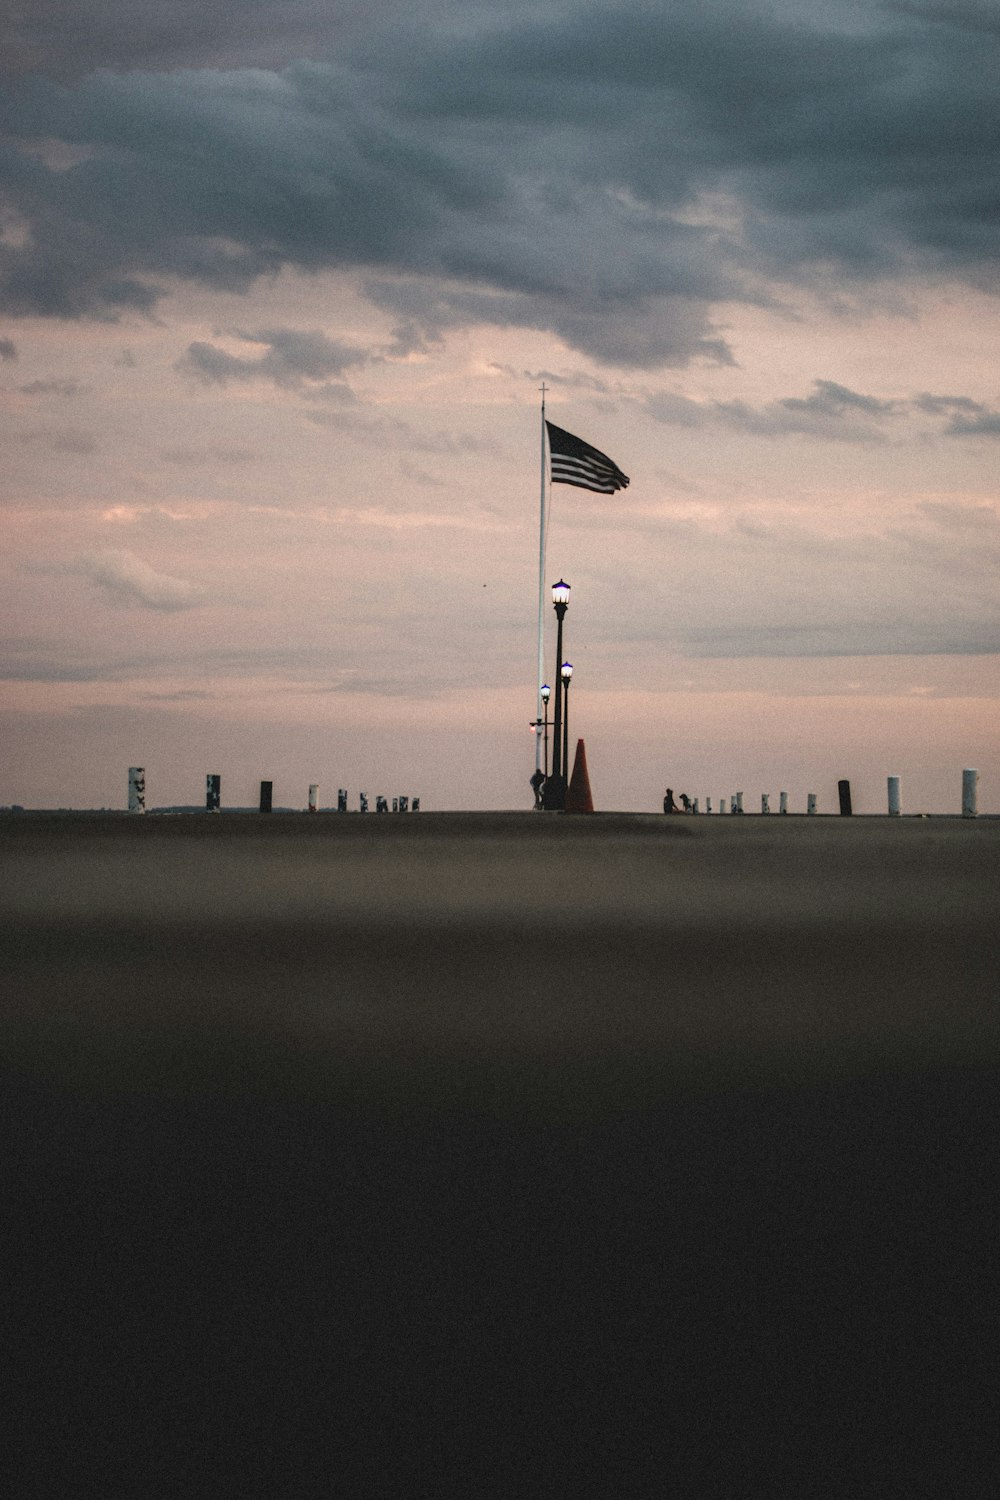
[3,814,998,1496]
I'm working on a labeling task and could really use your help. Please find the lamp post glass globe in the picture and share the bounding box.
[541,683,551,705]
[551,580,571,610]
[560,662,573,686]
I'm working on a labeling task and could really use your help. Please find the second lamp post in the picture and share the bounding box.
[560,660,573,793]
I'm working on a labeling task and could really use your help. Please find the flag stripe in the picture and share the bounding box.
[545,420,629,494]
[549,468,623,494]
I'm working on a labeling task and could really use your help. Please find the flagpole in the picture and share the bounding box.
[536,383,548,773]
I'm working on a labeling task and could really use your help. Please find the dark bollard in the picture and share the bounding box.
[259,780,273,814]
[206,774,221,813]
[838,779,853,816]
[337,789,347,813]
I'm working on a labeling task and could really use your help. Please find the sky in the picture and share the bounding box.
[2,0,998,813]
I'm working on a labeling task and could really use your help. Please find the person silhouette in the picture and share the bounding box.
[663,788,677,814]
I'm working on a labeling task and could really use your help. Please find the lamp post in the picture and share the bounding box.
[539,683,551,778]
[560,661,573,790]
[529,685,552,776]
[543,580,570,809]
[529,683,552,807]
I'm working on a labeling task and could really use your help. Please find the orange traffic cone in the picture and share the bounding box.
[565,739,595,813]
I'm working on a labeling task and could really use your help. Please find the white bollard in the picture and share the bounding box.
[887,776,901,817]
[761,793,770,815]
[692,797,699,814]
[706,798,713,815]
[308,783,319,813]
[807,793,817,816]
[735,792,744,815]
[128,766,145,815]
[779,791,788,815]
[962,768,978,819]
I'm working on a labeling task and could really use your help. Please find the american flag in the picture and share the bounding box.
[546,421,629,494]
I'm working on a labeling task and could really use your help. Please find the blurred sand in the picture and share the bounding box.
[3,811,999,1496]
[5,810,997,1063]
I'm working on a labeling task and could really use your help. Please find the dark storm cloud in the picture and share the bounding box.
[3,0,365,81]
[645,379,901,440]
[645,380,1000,441]
[31,550,205,610]
[177,328,367,390]
[718,381,901,440]
[682,620,1000,656]
[514,367,613,395]
[365,275,735,369]
[918,499,999,528]
[3,0,519,81]
[1,1,998,364]
[0,640,374,684]
[945,411,1000,436]
[913,393,1000,435]
[781,382,897,421]
[888,1,1000,37]
[18,377,81,396]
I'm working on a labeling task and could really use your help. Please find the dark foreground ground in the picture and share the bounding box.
[3,811,999,1497]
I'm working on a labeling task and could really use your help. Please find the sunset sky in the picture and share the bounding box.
[3,0,998,812]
